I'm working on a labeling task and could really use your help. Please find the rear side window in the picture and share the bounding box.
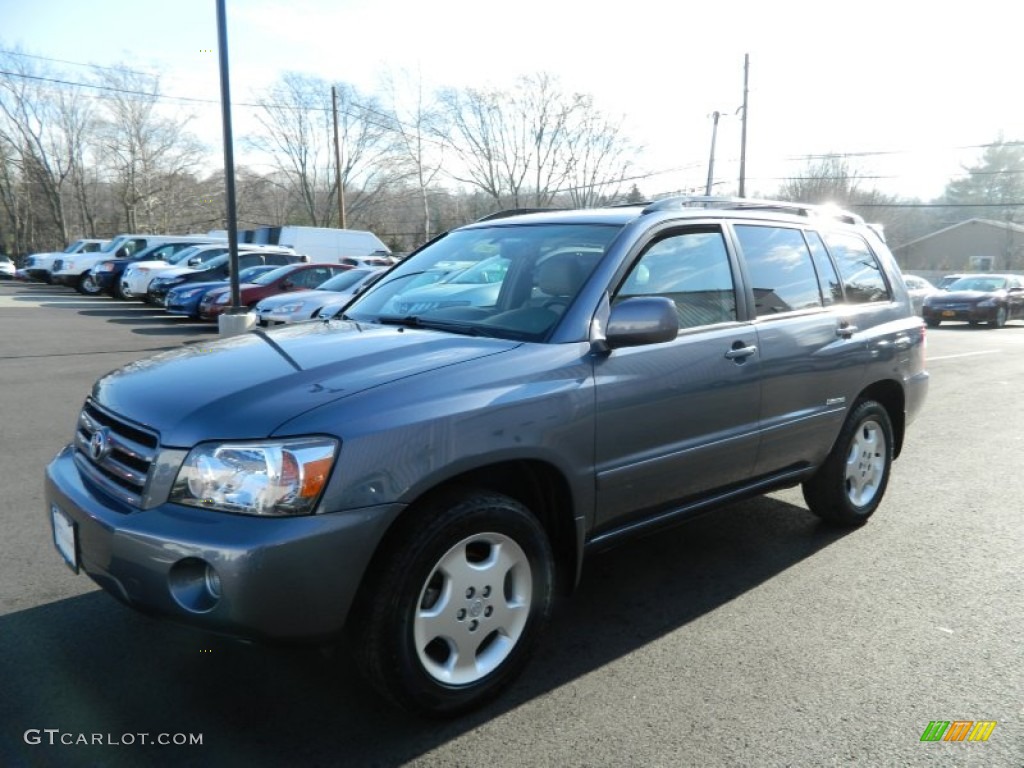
[805,231,842,306]
[617,229,737,330]
[734,225,822,316]
[822,232,891,303]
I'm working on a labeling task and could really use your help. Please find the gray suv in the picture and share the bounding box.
[45,197,928,716]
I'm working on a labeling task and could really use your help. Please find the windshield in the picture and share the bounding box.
[948,276,1007,292]
[167,246,202,265]
[98,236,129,254]
[236,265,276,282]
[345,223,622,340]
[317,269,375,292]
[251,264,298,285]
[64,240,86,253]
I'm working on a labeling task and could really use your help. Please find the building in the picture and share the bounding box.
[892,219,1024,277]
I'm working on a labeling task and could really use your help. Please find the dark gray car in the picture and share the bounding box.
[45,197,928,717]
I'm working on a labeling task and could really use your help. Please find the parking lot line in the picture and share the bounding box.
[928,350,1000,361]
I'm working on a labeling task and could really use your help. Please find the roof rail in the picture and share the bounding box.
[641,196,865,225]
[475,207,566,223]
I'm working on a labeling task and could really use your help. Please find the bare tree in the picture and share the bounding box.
[0,50,98,248]
[248,73,397,228]
[94,65,204,233]
[435,73,637,210]
[564,104,634,207]
[380,68,445,242]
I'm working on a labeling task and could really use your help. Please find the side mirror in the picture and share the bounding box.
[601,297,679,349]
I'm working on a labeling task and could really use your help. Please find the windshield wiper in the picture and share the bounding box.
[375,315,484,337]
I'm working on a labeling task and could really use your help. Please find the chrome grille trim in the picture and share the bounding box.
[73,400,159,509]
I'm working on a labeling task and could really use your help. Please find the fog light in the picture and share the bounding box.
[168,558,221,613]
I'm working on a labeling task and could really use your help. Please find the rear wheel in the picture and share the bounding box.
[802,400,893,527]
[351,490,554,717]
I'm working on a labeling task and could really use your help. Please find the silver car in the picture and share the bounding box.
[254,267,384,325]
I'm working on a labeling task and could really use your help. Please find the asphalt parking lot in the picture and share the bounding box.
[1,280,1022,768]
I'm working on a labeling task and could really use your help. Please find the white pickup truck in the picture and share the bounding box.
[51,234,223,294]
[23,239,108,283]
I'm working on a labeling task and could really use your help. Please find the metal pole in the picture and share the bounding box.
[215,0,241,310]
[739,53,749,198]
[331,86,346,229]
[705,111,721,196]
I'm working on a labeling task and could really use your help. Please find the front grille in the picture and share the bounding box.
[73,400,159,508]
[53,259,64,271]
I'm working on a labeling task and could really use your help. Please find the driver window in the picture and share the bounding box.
[616,230,737,329]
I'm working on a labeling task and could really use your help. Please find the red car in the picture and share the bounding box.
[198,263,350,321]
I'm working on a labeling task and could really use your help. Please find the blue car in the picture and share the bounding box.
[165,265,277,319]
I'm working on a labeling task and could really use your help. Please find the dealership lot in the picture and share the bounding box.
[1,280,1021,767]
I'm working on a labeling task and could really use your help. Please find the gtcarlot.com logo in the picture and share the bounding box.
[24,729,203,747]
[920,720,997,742]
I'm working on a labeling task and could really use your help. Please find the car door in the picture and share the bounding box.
[1007,276,1024,320]
[731,224,867,476]
[593,226,761,530]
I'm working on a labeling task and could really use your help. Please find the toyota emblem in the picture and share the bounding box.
[89,428,111,461]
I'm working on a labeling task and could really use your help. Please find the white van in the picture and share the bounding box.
[254,226,390,264]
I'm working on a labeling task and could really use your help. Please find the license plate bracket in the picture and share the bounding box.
[942,310,956,317]
[51,504,79,573]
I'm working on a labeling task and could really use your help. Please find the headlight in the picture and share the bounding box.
[215,293,231,304]
[176,287,206,299]
[170,437,338,516]
[977,298,997,308]
[98,263,115,272]
[272,302,305,314]
[64,260,75,271]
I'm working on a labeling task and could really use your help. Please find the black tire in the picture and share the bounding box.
[77,273,101,295]
[350,490,554,717]
[802,400,894,527]
[925,319,941,328]
[989,306,1007,328]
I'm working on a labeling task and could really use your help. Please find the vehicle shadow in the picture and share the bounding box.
[0,495,851,768]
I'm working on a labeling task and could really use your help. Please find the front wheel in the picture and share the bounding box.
[925,318,941,328]
[351,491,554,717]
[77,273,101,295]
[989,306,1007,328]
[802,400,894,527]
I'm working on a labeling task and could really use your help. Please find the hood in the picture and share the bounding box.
[256,289,337,310]
[930,290,1003,303]
[91,321,520,447]
[167,280,226,296]
[124,260,171,274]
[151,266,195,280]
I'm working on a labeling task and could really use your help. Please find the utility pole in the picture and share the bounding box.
[739,53,749,198]
[331,85,347,229]
[705,111,721,196]
[215,0,241,314]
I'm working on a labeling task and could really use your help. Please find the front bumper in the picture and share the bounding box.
[922,304,995,323]
[52,273,79,287]
[45,445,404,642]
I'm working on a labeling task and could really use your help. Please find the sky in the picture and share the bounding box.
[3,0,1022,202]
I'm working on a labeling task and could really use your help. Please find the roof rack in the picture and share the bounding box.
[475,207,566,223]
[641,196,865,226]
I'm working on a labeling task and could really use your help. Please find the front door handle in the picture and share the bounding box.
[724,344,758,360]
[837,322,859,339]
